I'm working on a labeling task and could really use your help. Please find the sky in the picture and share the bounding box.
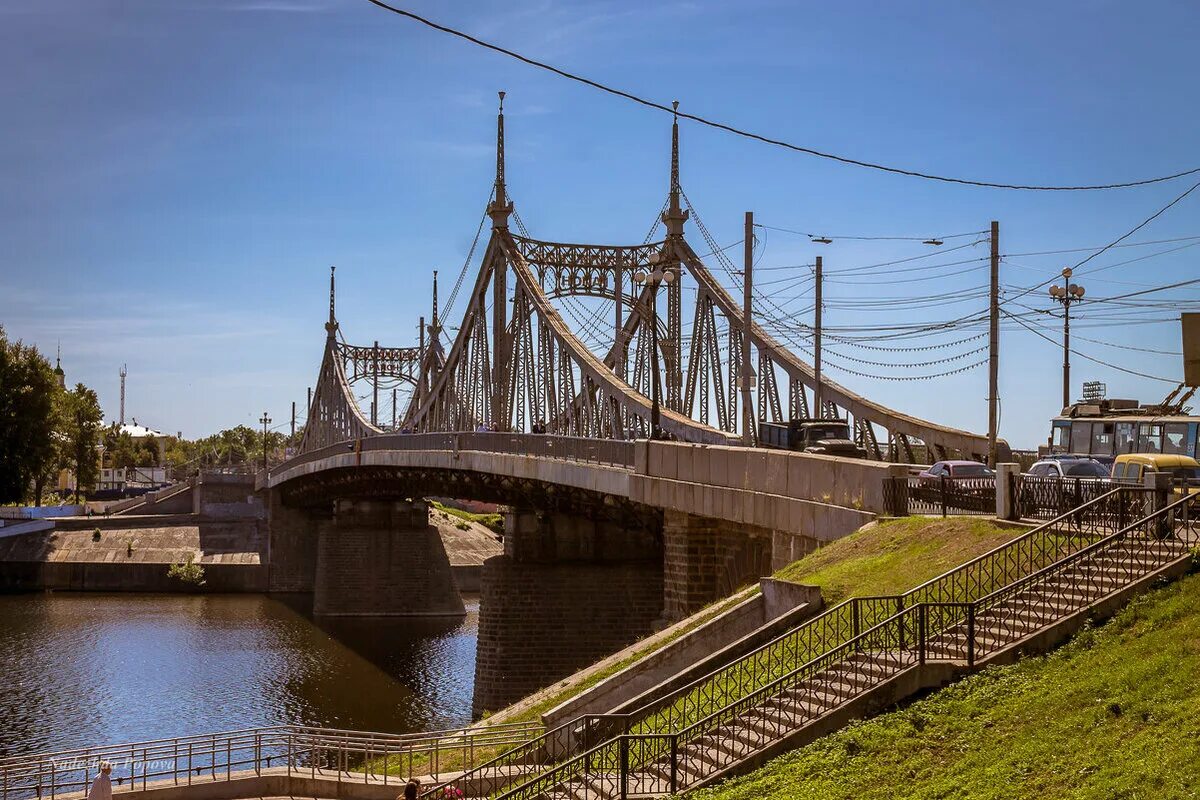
[2,0,1198,447]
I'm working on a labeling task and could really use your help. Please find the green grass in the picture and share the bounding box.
[431,500,504,535]
[691,565,1200,800]
[775,516,1022,604]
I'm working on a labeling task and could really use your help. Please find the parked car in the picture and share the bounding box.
[918,460,994,486]
[1027,457,1111,480]
[1112,453,1200,495]
[1037,452,1115,472]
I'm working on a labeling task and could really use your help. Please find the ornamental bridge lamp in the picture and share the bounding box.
[1048,267,1086,409]
[632,252,677,440]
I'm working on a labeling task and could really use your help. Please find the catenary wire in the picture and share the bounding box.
[362,1,1200,191]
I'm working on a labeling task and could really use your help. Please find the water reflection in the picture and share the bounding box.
[0,593,478,756]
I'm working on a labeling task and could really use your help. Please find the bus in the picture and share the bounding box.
[1046,399,1200,463]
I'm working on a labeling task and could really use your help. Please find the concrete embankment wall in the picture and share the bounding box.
[0,517,267,593]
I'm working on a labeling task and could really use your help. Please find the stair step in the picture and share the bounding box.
[679,738,725,770]
[737,711,788,741]
[582,775,617,798]
[704,728,757,761]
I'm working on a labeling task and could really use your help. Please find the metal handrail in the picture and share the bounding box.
[623,486,1137,732]
[491,485,1192,798]
[0,722,543,800]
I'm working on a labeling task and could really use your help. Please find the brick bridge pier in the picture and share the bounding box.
[265,490,465,617]
[259,437,900,716]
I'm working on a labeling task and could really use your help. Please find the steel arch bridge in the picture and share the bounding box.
[298,95,1005,464]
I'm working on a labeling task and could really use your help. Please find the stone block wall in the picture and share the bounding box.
[266,490,320,593]
[503,510,660,563]
[663,510,775,620]
[473,556,664,715]
[313,499,465,617]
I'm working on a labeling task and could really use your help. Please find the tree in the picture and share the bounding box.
[0,326,60,504]
[61,383,104,502]
[103,426,139,469]
[139,435,160,466]
[31,388,68,506]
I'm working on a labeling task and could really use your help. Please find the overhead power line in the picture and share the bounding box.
[362,1,1200,192]
[756,224,986,242]
[1001,178,1200,307]
[1003,310,1178,384]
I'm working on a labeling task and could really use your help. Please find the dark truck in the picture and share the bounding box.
[758,418,869,459]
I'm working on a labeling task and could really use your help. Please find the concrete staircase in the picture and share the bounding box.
[427,485,1196,800]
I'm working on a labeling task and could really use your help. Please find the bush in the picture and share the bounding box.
[167,553,206,587]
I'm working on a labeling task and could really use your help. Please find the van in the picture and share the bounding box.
[1112,453,1200,494]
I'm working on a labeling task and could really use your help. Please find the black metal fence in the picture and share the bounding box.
[902,475,997,517]
[1012,474,1113,522]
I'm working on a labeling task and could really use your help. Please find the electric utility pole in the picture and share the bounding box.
[988,220,1000,468]
[742,211,754,445]
[814,255,823,419]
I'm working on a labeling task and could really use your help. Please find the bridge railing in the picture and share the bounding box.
[270,432,635,480]
[0,722,542,800]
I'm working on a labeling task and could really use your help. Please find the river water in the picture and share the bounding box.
[0,592,479,756]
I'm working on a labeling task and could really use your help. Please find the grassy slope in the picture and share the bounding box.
[430,500,503,535]
[692,567,1200,800]
[775,516,1021,603]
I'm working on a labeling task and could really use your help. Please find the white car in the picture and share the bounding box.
[1027,457,1110,479]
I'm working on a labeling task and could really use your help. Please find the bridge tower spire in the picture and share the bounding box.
[430,269,440,338]
[487,91,514,229]
[662,100,689,238]
[659,101,687,413]
[325,265,338,339]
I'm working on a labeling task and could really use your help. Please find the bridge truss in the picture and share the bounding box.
[299,96,1003,463]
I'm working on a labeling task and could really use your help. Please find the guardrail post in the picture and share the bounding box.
[619,737,629,800]
[670,735,679,795]
[939,475,948,518]
[896,597,907,651]
[967,605,976,668]
[852,601,861,641]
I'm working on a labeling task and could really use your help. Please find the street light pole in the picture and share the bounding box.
[259,412,272,471]
[1048,268,1086,409]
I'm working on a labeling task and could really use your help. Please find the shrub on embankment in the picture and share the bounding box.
[690,567,1200,800]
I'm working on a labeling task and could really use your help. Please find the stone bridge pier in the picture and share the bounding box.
[266,490,464,617]
[472,508,664,716]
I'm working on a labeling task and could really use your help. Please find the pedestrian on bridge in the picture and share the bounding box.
[401,777,421,800]
[87,762,112,800]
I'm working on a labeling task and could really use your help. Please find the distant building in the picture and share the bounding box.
[118,419,167,442]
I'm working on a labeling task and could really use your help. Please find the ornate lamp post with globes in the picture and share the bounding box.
[633,253,677,439]
[1048,267,1086,409]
